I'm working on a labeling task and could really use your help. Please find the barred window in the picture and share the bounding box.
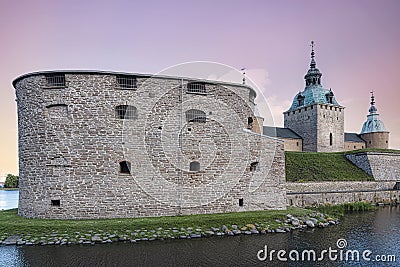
[187,82,206,94]
[186,109,206,123]
[45,74,66,88]
[115,105,137,120]
[116,75,137,89]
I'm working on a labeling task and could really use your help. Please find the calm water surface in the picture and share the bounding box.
[0,191,399,267]
[0,190,19,210]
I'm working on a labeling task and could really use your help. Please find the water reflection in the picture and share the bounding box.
[1,207,399,267]
[0,190,19,210]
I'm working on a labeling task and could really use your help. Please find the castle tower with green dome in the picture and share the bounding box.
[360,92,389,149]
[283,41,345,152]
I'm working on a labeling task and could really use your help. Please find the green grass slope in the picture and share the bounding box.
[285,151,374,182]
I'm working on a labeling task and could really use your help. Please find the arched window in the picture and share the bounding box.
[187,82,206,94]
[46,104,68,118]
[115,105,137,120]
[189,161,200,172]
[329,133,333,146]
[186,109,206,123]
[119,161,131,174]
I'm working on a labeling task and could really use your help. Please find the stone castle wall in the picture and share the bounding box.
[284,105,318,151]
[346,152,400,181]
[287,181,400,207]
[14,71,286,219]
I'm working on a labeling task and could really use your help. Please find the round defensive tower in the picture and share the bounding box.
[360,92,389,149]
[13,70,285,219]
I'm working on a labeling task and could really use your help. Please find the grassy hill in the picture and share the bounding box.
[285,151,374,182]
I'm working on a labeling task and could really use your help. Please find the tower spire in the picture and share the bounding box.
[368,90,377,114]
[304,40,322,87]
[370,90,375,106]
[310,40,316,68]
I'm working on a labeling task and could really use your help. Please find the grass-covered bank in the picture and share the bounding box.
[285,151,374,182]
[313,202,377,217]
[0,208,337,246]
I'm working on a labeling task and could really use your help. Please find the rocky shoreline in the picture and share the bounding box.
[0,212,338,247]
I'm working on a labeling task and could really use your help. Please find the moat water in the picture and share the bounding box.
[0,190,18,210]
[0,191,399,266]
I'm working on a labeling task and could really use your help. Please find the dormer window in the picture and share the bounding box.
[297,94,305,106]
[326,90,334,104]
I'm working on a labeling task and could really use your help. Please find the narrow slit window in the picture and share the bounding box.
[248,117,254,129]
[239,198,244,207]
[329,133,333,146]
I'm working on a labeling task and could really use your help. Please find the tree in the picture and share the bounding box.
[4,174,19,188]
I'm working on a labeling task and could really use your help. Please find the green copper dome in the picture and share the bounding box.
[288,41,341,111]
[361,93,387,134]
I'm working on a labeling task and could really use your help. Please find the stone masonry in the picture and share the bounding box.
[284,104,344,152]
[286,181,400,207]
[346,152,400,180]
[13,71,286,219]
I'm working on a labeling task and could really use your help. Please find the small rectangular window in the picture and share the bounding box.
[239,198,244,207]
[250,162,259,172]
[116,75,137,89]
[51,200,60,207]
[45,74,66,88]
[187,82,206,94]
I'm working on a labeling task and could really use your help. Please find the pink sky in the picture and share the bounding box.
[1,0,400,177]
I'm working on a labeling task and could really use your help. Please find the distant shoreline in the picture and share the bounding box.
[0,188,18,191]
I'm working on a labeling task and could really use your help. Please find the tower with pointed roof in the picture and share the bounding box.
[360,92,389,148]
[283,41,345,152]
